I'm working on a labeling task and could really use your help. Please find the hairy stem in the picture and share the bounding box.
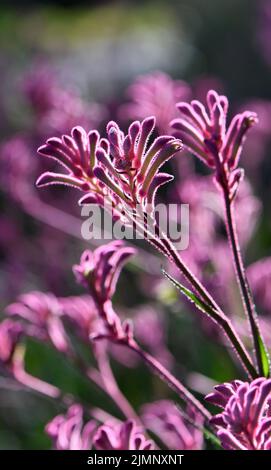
[222,187,269,376]
[160,234,258,379]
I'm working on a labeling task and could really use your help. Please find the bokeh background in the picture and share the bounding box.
[0,0,271,449]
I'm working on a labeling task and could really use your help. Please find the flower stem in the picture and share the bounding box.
[222,187,270,376]
[160,235,258,379]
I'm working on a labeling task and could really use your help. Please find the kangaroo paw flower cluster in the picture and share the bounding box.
[172,90,258,200]
[73,241,136,342]
[46,405,96,450]
[37,118,182,222]
[206,378,271,449]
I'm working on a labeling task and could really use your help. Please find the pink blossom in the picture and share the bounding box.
[133,306,173,369]
[0,137,34,203]
[46,404,96,450]
[23,65,105,136]
[206,378,271,450]
[73,242,136,342]
[93,420,154,450]
[172,90,258,199]
[73,241,136,304]
[121,71,190,133]
[142,400,203,450]
[36,118,182,220]
[59,295,99,341]
[6,291,69,353]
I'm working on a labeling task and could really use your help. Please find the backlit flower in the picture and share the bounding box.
[37,118,182,221]
[73,241,136,342]
[172,90,258,199]
[206,378,271,450]
[6,291,69,353]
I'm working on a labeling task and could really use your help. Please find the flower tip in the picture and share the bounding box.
[176,101,189,111]
[71,125,86,136]
[88,129,100,139]
[36,173,49,187]
[170,118,181,129]
[93,166,105,179]
[37,144,49,155]
[96,148,107,161]
[171,139,183,152]
[207,89,220,105]
[106,120,119,134]
[142,115,156,130]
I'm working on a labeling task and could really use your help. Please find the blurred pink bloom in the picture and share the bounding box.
[0,319,23,364]
[0,137,34,203]
[206,378,271,450]
[6,291,69,353]
[46,404,96,450]
[121,71,190,133]
[133,307,173,369]
[59,295,99,342]
[172,90,257,199]
[239,100,271,173]
[175,175,260,282]
[142,400,203,450]
[234,316,271,357]
[93,419,154,450]
[23,65,105,136]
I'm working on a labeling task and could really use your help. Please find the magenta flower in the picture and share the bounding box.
[142,400,203,450]
[46,404,96,450]
[73,241,136,304]
[0,319,23,365]
[121,71,190,133]
[36,118,182,220]
[0,137,33,203]
[59,295,99,341]
[23,65,105,135]
[93,420,154,450]
[73,241,136,342]
[133,307,173,369]
[206,378,271,450]
[6,291,69,353]
[171,90,258,199]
